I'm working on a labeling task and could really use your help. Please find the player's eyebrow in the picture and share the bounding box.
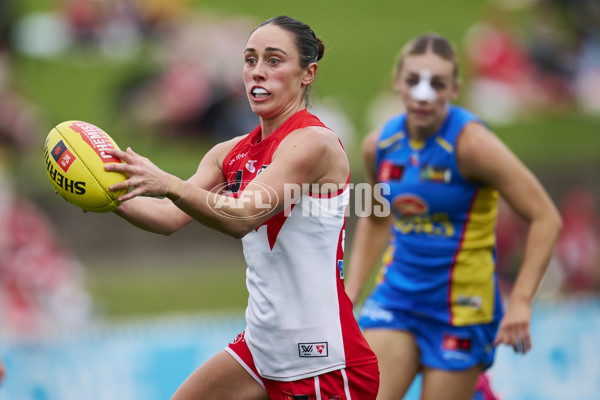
[244,47,288,55]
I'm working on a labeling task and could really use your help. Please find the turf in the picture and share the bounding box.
[86,262,249,316]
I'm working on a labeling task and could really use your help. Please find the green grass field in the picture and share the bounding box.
[11,1,599,318]
[86,262,248,316]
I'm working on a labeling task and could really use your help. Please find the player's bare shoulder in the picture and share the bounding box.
[298,125,342,144]
[277,125,349,185]
[281,125,346,160]
[201,134,250,170]
[456,121,514,183]
[212,134,249,159]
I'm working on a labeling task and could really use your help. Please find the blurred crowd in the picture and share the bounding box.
[0,52,90,337]
[10,0,356,143]
[9,0,258,140]
[463,0,600,123]
[0,0,597,339]
[496,187,600,299]
[0,0,92,337]
[115,12,261,141]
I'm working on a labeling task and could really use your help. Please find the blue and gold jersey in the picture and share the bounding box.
[370,105,503,326]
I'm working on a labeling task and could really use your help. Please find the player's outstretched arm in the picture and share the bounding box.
[457,122,562,354]
[106,127,347,239]
[106,138,240,236]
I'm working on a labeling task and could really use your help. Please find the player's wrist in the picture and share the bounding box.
[166,176,185,201]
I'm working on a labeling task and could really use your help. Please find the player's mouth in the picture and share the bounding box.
[410,108,432,118]
[251,87,271,101]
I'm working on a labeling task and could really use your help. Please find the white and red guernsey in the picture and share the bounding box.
[222,109,376,381]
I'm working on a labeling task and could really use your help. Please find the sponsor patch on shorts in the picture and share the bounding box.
[298,342,328,357]
[442,333,472,352]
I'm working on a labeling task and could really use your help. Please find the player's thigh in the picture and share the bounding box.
[172,350,269,400]
[420,365,481,400]
[364,329,420,400]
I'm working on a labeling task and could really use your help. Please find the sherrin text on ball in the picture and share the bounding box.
[44,120,128,212]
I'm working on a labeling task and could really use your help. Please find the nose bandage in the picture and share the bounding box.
[410,69,437,102]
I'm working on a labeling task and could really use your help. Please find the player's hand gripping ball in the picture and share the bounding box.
[44,121,128,212]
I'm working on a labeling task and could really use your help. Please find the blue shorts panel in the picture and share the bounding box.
[358,299,499,371]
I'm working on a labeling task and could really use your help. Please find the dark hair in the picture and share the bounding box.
[254,15,325,68]
[394,33,459,81]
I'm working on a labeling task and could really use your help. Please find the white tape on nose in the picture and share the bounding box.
[411,69,437,102]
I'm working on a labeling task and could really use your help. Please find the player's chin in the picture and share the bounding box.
[414,115,438,130]
[249,104,265,116]
[249,101,277,117]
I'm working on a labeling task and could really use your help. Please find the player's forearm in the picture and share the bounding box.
[346,215,391,304]
[510,208,562,302]
[168,178,265,239]
[114,197,190,235]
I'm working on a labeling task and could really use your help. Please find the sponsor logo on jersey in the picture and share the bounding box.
[337,259,344,279]
[228,151,248,166]
[409,153,419,167]
[456,295,482,310]
[393,194,428,216]
[420,165,451,183]
[51,140,77,173]
[378,160,404,181]
[298,342,328,357]
[442,334,472,352]
[245,159,257,173]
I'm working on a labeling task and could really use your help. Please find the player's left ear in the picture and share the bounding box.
[301,62,318,86]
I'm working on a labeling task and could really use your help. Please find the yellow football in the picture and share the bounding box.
[44,120,128,212]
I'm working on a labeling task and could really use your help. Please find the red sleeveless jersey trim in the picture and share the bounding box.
[222,108,327,177]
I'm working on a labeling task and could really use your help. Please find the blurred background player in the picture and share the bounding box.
[345,33,562,400]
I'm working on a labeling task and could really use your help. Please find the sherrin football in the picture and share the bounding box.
[44,120,128,212]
